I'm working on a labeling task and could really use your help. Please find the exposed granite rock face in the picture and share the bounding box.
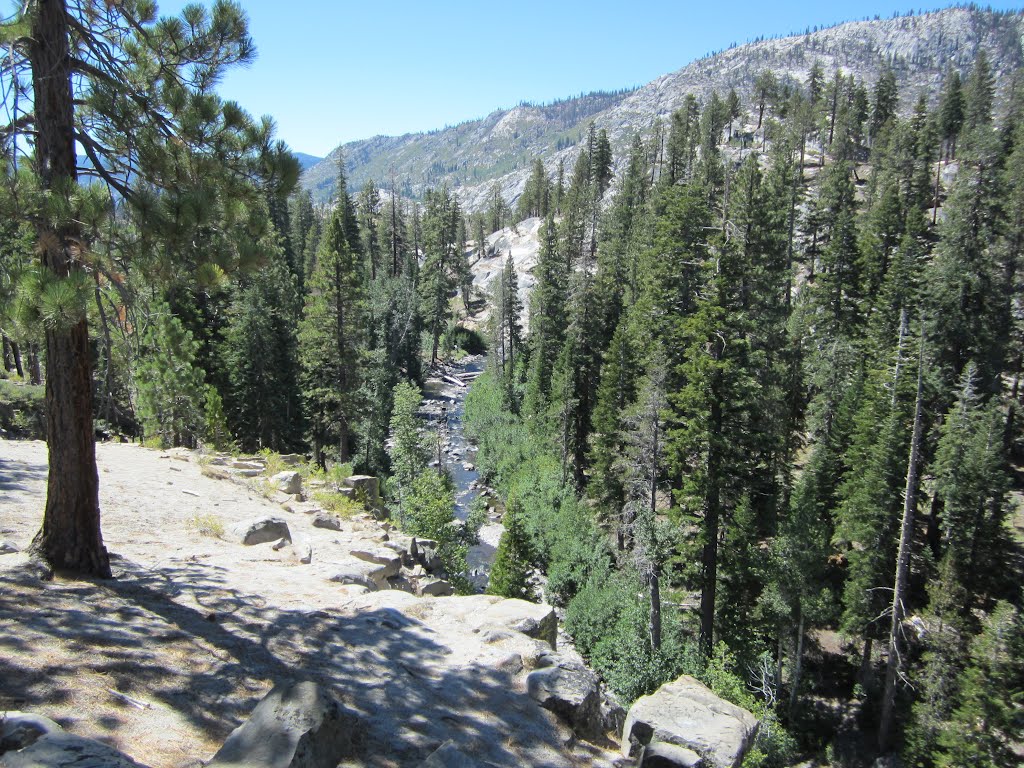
[527,659,603,741]
[206,682,358,768]
[622,676,759,768]
[0,712,149,768]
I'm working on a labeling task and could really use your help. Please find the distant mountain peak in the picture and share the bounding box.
[302,5,1023,211]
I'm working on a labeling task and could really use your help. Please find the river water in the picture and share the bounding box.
[420,355,503,591]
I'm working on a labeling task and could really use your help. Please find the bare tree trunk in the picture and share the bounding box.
[27,0,110,578]
[878,338,925,751]
[27,342,42,385]
[700,370,723,657]
[2,334,12,372]
[9,339,24,378]
[789,608,806,716]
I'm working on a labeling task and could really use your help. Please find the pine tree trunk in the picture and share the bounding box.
[700,373,723,657]
[2,334,12,371]
[28,342,41,385]
[8,339,24,378]
[878,341,925,751]
[789,608,805,716]
[649,571,662,652]
[27,0,110,578]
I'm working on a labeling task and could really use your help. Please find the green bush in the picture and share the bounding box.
[0,380,45,438]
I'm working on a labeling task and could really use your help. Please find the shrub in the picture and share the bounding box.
[185,513,224,538]
[0,380,45,438]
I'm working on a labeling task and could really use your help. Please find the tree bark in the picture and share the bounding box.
[9,339,24,378]
[27,342,41,385]
[27,0,110,578]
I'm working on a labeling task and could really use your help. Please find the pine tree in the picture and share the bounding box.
[419,186,460,364]
[135,303,206,449]
[387,380,427,524]
[932,364,1011,601]
[524,212,567,417]
[298,206,364,465]
[934,602,1024,768]
[222,228,303,452]
[4,0,294,576]
[487,500,535,601]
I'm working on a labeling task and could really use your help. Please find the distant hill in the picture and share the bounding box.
[302,6,1024,211]
[294,152,324,171]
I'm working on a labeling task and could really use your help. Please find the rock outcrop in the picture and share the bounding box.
[206,681,358,768]
[621,676,759,768]
[0,712,149,767]
[527,658,603,741]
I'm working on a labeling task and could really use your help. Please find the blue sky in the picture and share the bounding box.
[157,1,1023,156]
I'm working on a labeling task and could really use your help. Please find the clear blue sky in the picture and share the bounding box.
[158,0,1023,157]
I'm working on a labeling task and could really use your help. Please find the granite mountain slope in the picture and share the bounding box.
[302,6,1024,211]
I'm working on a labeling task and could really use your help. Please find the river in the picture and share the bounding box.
[420,355,503,591]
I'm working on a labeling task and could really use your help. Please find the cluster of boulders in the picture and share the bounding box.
[212,461,458,598]
[2,671,758,768]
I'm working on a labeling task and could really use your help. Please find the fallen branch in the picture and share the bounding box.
[106,688,151,710]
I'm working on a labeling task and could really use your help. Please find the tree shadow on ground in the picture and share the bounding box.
[0,454,47,506]
[0,554,583,767]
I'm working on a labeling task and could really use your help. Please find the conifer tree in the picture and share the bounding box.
[487,500,535,601]
[135,303,206,449]
[298,206,364,465]
[222,230,303,452]
[2,0,295,576]
[419,186,460,364]
[525,212,566,417]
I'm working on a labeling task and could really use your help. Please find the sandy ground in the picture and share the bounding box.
[0,439,617,768]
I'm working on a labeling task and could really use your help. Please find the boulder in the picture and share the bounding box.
[207,681,358,768]
[641,742,705,767]
[621,675,759,768]
[329,562,390,590]
[1,711,61,752]
[479,600,557,649]
[278,454,305,467]
[350,548,401,578]
[228,516,291,546]
[416,578,455,597]
[0,713,149,767]
[343,475,379,503]
[0,540,18,555]
[231,460,264,471]
[312,511,342,531]
[271,471,303,495]
[527,660,603,741]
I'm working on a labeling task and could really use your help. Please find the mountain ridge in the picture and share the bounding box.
[301,5,1024,211]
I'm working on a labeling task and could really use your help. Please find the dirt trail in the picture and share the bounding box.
[0,440,617,768]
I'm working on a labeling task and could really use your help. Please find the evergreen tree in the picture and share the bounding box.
[487,499,535,601]
[3,0,294,576]
[221,227,303,452]
[298,206,364,465]
[932,364,1011,601]
[135,303,206,449]
[934,602,1024,768]
[419,186,460,364]
[387,380,427,524]
[524,212,567,417]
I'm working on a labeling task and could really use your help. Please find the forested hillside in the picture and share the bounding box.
[2,2,1024,767]
[303,5,1024,211]
[464,42,1024,767]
